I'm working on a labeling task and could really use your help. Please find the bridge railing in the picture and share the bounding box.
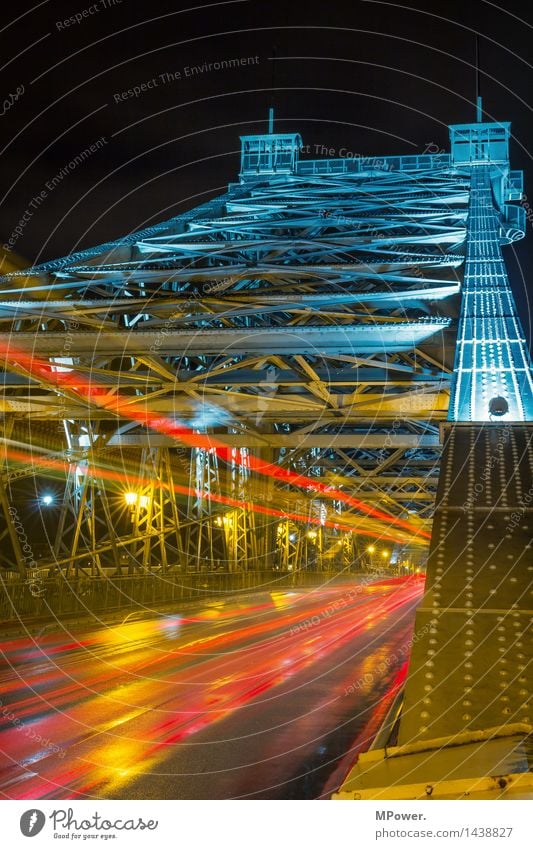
[296,153,451,176]
[0,570,363,623]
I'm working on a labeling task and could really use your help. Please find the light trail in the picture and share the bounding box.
[0,341,430,541]
[1,444,410,544]
[0,577,424,799]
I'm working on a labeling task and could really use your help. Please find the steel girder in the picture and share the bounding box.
[0,139,475,572]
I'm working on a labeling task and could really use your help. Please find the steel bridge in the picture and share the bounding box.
[0,106,531,799]
[0,113,527,579]
[0,114,481,582]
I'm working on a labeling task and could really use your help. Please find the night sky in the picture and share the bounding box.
[1,0,532,338]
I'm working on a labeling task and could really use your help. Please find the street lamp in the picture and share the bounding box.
[366,544,375,572]
[124,492,150,509]
[41,494,54,506]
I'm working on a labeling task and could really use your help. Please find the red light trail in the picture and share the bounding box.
[1,444,408,544]
[0,577,424,799]
[0,341,430,541]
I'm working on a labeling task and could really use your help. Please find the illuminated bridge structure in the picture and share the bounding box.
[336,118,533,800]
[0,113,529,606]
[0,116,474,582]
[1,107,531,796]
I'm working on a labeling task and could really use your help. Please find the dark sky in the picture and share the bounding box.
[1,0,532,335]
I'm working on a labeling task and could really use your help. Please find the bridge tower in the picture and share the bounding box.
[335,114,533,800]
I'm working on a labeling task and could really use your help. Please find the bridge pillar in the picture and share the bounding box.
[398,422,532,744]
[335,120,533,799]
[333,422,533,799]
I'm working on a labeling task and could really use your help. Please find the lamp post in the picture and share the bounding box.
[124,492,150,510]
[306,529,317,571]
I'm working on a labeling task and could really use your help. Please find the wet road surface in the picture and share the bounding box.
[0,575,423,799]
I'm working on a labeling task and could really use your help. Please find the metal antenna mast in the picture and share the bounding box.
[475,35,483,122]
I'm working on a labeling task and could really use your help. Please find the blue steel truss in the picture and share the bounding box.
[448,120,533,421]
[0,111,529,572]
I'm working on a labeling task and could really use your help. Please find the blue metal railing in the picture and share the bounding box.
[296,153,451,176]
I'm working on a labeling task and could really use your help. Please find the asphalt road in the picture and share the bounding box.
[0,575,423,799]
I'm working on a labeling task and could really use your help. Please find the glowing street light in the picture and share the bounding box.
[41,494,54,506]
[381,549,390,559]
[366,545,375,554]
[124,492,150,509]
[307,530,318,540]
